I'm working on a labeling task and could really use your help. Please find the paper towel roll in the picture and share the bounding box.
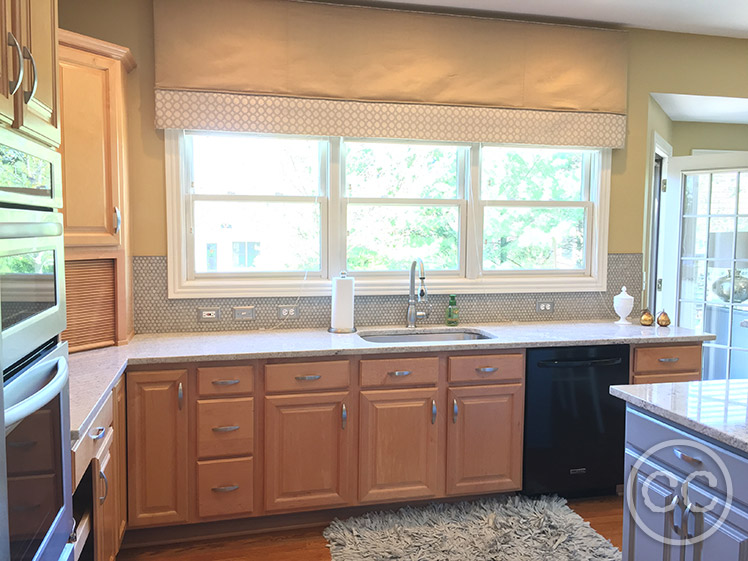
[330,272,355,333]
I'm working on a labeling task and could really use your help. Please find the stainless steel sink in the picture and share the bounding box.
[358,330,493,343]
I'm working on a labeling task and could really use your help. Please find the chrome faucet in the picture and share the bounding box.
[406,258,430,328]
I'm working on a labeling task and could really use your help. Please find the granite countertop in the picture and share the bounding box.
[611,380,748,455]
[69,320,714,442]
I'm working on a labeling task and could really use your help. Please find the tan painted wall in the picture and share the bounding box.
[672,122,748,156]
[57,3,748,256]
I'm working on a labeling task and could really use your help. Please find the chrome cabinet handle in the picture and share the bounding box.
[475,367,498,373]
[99,469,109,505]
[674,448,702,466]
[683,502,694,539]
[89,426,106,441]
[669,495,682,536]
[22,46,36,104]
[388,370,412,377]
[431,399,437,424]
[113,207,121,234]
[7,32,23,95]
[341,403,347,430]
[295,375,321,381]
[212,425,239,433]
[212,379,240,386]
[453,398,458,424]
[212,485,239,493]
[178,382,184,410]
[658,357,680,363]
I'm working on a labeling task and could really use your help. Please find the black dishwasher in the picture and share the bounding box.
[523,344,629,497]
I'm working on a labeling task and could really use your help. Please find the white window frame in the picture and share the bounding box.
[166,130,610,298]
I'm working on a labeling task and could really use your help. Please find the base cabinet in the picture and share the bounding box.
[264,391,355,512]
[94,443,118,561]
[126,369,189,527]
[359,387,443,503]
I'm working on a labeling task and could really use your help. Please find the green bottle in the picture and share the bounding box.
[446,294,459,326]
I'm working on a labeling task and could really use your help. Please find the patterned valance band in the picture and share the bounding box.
[155,89,627,149]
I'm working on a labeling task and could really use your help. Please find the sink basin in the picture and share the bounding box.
[359,330,493,343]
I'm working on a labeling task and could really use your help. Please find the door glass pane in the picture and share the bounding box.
[678,301,704,331]
[193,201,321,273]
[707,262,733,304]
[684,173,710,215]
[729,349,748,379]
[737,218,748,261]
[739,172,748,215]
[346,204,459,271]
[707,217,735,261]
[681,217,708,258]
[735,260,748,304]
[679,260,706,302]
[483,207,586,270]
[732,306,748,349]
[703,304,730,346]
[703,345,728,380]
[710,172,738,215]
[0,250,57,330]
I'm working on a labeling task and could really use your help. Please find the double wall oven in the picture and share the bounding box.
[0,129,73,561]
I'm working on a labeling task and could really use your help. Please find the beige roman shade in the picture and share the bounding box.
[153,0,629,147]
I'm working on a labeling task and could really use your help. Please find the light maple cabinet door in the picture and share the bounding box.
[12,0,60,147]
[359,387,443,504]
[58,43,124,247]
[112,378,127,546]
[264,391,355,512]
[0,0,15,126]
[126,369,190,527]
[446,384,523,496]
[94,447,117,561]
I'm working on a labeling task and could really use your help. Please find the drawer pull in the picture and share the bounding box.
[475,367,498,373]
[212,379,240,386]
[89,426,106,441]
[212,425,240,433]
[295,375,321,381]
[388,370,412,377]
[674,448,702,466]
[658,357,680,363]
[211,485,239,493]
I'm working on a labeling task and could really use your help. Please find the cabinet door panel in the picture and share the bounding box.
[447,384,523,495]
[687,485,748,561]
[359,388,442,503]
[265,391,354,512]
[127,370,189,527]
[95,450,117,561]
[113,378,127,546]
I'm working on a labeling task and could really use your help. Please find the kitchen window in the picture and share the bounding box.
[166,131,610,297]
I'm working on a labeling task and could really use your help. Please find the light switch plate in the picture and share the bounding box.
[233,306,256,321]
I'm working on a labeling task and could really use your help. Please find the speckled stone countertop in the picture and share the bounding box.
[69,321,714,442]
[611,380,748,454]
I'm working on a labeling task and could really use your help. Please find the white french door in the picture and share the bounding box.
[660,152,748,380]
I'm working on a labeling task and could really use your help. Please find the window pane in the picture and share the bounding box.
[739,172,748,215]
[344,142,459,199]
[346,205,459,271]
[681,217,708,258]
[679,260,706,302]
[191,133,320,196]
[483,207,586,270]
[684,173,711,215]
[481,147,587,201]
[193,201,320,273]
[710,172,738,215]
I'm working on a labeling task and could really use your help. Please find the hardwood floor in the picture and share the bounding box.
[117,495,623,561]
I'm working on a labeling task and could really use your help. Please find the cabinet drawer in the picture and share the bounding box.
[197,457,254,519]
[72,391,114,488]
[265,361,350,393]
[198,366,254,397]
[360,357,439,388]
[632,372,701,385]
[197,398,254,459]
[448,354,524,384]
[633,345,702,373]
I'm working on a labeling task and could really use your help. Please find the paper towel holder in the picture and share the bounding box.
[329,271,357,334]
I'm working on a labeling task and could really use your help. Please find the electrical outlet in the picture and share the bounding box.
[198,307,220,322]
[233,306,256,321]
[277,304,300,319]
[536,301,555,314]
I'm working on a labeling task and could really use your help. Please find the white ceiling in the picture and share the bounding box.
[365,0,748,38]
[651,93,748,124]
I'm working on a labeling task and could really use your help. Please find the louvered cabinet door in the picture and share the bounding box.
[62,259,115,352]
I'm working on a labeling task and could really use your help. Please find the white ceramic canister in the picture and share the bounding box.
[613,286,634,325]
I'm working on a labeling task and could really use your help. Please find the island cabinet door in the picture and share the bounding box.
[359,388,443,504]
[446,384,523,496]
[126,369,190,527]
[685,485,748,561]
[264,391,355,513]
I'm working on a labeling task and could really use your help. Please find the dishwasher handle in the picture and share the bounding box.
[536,357,623,369]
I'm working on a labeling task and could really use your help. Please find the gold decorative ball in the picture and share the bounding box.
[656,310,671,327]
[640,309,654,326]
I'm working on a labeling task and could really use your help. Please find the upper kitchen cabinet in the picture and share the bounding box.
[11,0,60,147]
[0,0,15,126]
[58,29,135,248]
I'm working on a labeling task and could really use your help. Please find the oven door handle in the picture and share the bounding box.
[0,221,63,239]
[4,357,68,428]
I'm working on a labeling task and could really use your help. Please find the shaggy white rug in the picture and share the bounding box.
[323,495,622,561]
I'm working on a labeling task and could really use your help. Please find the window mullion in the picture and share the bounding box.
[466,143,482,279]
[328,137,344,277]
